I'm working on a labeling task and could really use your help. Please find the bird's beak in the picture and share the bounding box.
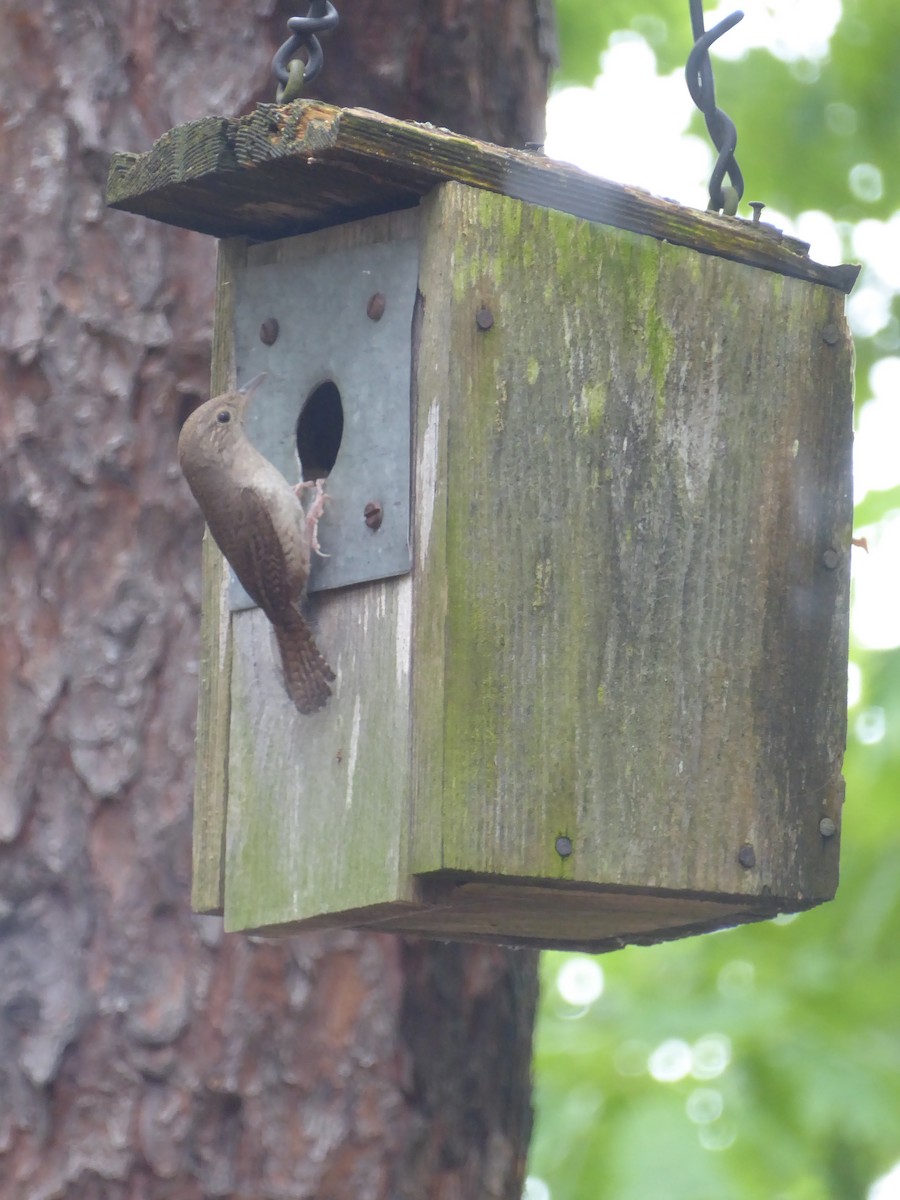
[236,372,267,414]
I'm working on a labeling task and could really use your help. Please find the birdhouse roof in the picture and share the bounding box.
[107,100,857,293]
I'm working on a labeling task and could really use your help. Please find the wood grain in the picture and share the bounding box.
[107,100,859,293]
[190,237,248,914]
[409,183,851,908]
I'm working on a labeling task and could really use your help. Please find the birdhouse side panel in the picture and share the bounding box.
[410,183,851,905]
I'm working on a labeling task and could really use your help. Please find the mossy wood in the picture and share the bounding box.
[107,99,858,294]
[180,176,851,951]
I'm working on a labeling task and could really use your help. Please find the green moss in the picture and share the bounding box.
[570,379,607,439]
[647,307,676,419]
[533,557,552,610]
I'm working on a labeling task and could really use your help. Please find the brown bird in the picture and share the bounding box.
[178,374,335,714]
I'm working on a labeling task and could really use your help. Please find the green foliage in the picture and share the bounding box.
[532,3,900,1197]
[553,0,692,84]
[532,736,900,1197]
[553,0,900,222]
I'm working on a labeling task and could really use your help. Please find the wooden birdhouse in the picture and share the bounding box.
[107,101,857,951]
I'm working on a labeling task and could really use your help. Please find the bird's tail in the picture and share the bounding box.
[274,611,335,714]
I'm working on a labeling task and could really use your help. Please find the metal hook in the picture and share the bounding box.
[685,1,745,215]
[273,1,339,103]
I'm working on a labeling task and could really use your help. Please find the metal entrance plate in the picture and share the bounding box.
[230,231,418,607]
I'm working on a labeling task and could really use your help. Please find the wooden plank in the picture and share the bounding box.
[190,237,248,914]
[223,579,413,932]
[408,209,452,880]
[409,183,852,909]
[107,99,859,293]
[232,878,808,953]
[363,879,798,952]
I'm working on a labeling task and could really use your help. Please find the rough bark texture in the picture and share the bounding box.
[0,2,551,1195]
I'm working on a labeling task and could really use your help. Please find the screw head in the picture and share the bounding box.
[364,501,383,531]
[367,293,386,321]
[259,318,279,346]
[819,817,837,838]
[555,835,573,858]
[475,306,494,331]
[822,548,840,570]
[737,843,756,869]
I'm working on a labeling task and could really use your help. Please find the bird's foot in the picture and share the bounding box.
[301,477,331,558]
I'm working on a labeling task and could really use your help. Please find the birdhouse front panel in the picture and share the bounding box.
[207,219,423,936]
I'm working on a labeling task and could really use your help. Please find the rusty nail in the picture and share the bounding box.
[749,201,765,226]
[364,501,383,531]
[367,293,386,321]
[555,835,573,858]
[259,316,280,345]
[476,306,494,331]
[737,843,756,869]
[819,817,837,838]
[822,548,840,569]
[259,318,279,346]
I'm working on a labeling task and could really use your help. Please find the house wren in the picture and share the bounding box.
[178,374,335,714]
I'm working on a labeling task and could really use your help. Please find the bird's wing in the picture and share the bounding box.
[228,486,297,620]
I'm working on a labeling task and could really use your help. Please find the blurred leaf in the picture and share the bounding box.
[553,0,690,84]
[854,490,900,528]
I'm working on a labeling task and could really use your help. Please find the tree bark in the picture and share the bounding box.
[0,2,552,1195]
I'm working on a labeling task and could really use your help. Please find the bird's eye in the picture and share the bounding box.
[216,410,231,424]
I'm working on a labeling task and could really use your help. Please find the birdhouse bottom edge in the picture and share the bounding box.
[227,870,828,953]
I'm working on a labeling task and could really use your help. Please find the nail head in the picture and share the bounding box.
[737,843,756,869]
[822,548,840,570]
[555,835,573,858]
[367,293,386,321]
[259,318,279,346]
[476,306,494,331]
[819,817,837,838]
[364,501,383,531]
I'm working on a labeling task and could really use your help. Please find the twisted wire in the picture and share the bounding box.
[685,0,745,215]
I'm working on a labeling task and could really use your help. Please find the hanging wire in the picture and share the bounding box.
[273,2,340,104]
[685,1,745,215]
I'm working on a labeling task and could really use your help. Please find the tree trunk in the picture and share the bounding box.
[0,2,553,1195]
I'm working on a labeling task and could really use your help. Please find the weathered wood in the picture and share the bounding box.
[107,100,859,293]
[409,183,851,913]
[362,880,797,952]
[223,578,415,931]
[190,182,852,948]
[191,237,248,914]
